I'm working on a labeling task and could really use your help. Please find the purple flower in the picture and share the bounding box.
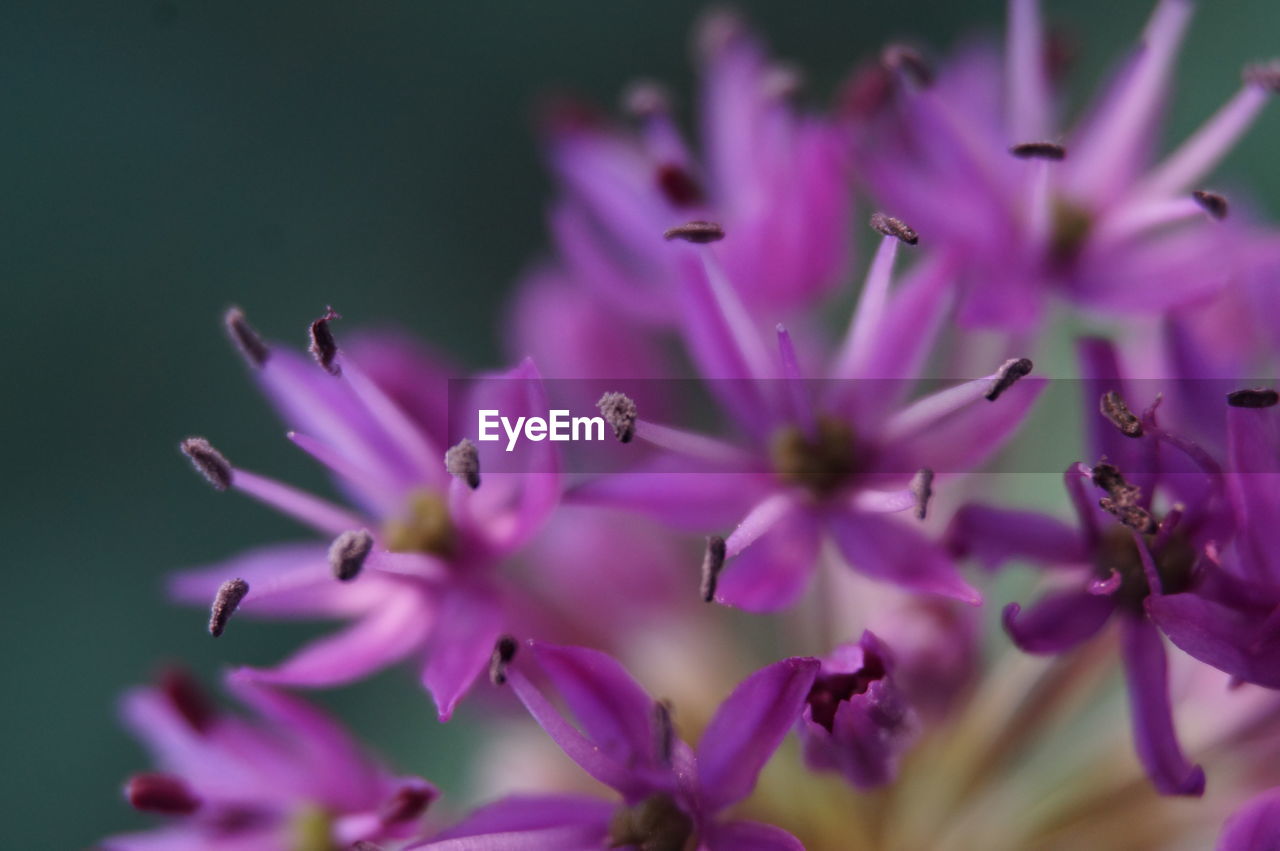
[847,0,1280,329]
[529,10,850,329]
[173,309,560,719]
[946,337,1239,795]
[103,670,435,850]
[577,219,1044,610]
[797,631,917,789]
[1217,786,1280,850]
[413,640,819,850]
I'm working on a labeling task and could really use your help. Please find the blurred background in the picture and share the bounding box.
[4,1,1278,845]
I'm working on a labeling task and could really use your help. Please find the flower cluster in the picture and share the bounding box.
[107,3,1280,849]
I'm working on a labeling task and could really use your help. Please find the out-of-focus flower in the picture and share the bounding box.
[1217,786,1280,850]
[847,0,1280,329]
[103,670,435,851]
[797,630,917,789]
[579,219,1043,610]
[174,309,559,720]
[413,640,818,851]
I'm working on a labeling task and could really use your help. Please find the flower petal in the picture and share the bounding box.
[1147,593,1280,688]
[716,501,822,612]
[1217,788,1280,851]
[423,585,505,721]
[703,819,806,851]
[945,504,1086,570]
[1001,590,1115,654]
[829,512,982,605]
[425,795,615,844]
[696,656,820,812]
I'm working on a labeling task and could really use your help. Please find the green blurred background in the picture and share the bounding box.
[4,1,1277,845]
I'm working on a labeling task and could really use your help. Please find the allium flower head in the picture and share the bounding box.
[104,670,435,850]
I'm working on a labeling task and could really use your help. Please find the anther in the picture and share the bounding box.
[126,773,201,815]
[209,578,249,637]
[1092,462,1156,533]
[329,529,374,581]
[489,635,518,685]
[1192,190,1229,220]
[910,468,934,521]
[597,392,638,443]
[656,164,705,208]
[223,306,270,367]
[444,438,482,489]
[653,699,675,766]
[986,358,1034,402]
[1100,391,1144,438]
[1243,61,1280,93]
[663,220,725,243]
[1009,141,1066,160]
[881,44,934,87]
[308,306,342,375]
[700,536,727,603]
[1227,387,1280,408]
[180,437,233,491]
[380,784,437,825]
[159,668,214,733]
[869,212,919,245]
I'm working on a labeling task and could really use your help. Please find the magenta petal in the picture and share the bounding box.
[946,504,1087,570]
[424,795,614,844]
[1216,788,1280,851]
[412,824,610,851]
[528,642,659,769]
[1147,593,1280,688]
[703,819,806,851]
[423,585,505,721]
[716,508,822,612]
[829,512,982,605]
[696,656,820,812]
[1228,405,1280,583]
[169,542,366,618]
[1119,617,1205,797]
[1002,591,1115,654]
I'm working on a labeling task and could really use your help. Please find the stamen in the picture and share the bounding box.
[597,392,638,443]
[1009,141,1066,160]
[700,536,726,603]
[159,668,214,733]
[1100,390,1144,437]
[881,44,934,87]
[1243,61,1280,93]
[444,438,481,489]
[380,785,436,824]
[1227,387,1279,408]
[1192,190,1229,220]
[489,635,518,685]
[652,699,675,766]
[223,306,270,367]
[329,529,374,581]
[663,220,725,243]
[308,306,342,375]
[985,358,1034,401]
[180,437,233,491]
[869,212,919,245]
[910,468,934,521]
[655,163,704,208]
[1092,462,1156,533]
[209,578,249,637]
[125,773,201,815]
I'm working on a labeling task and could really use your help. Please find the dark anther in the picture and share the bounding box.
[652,699,675,766]
[1192,190,1229,220]
[1009,141,1066,160]
[380,784,437,825]
[329,529,374,581]
[180,437,233,491]
[1243,62,1280,93]
[597,392,638,443]
[308,306,342,375]
[444,438,482,489]
[700,536,727,603]
[1100,390,1144,438]
[159,668,215,733]
[1227,387,1280,408]
[1092,461,1156,533]
[869,212,919,245]
[910,468,934,521]
[223,307,270,367]
[656,164,705,208]
[663,220,725,243]
[126,773,201,815]
[489,635,518,685]
[881,44,934,87]
[986,358,1034,401]
[209,578,249,638]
